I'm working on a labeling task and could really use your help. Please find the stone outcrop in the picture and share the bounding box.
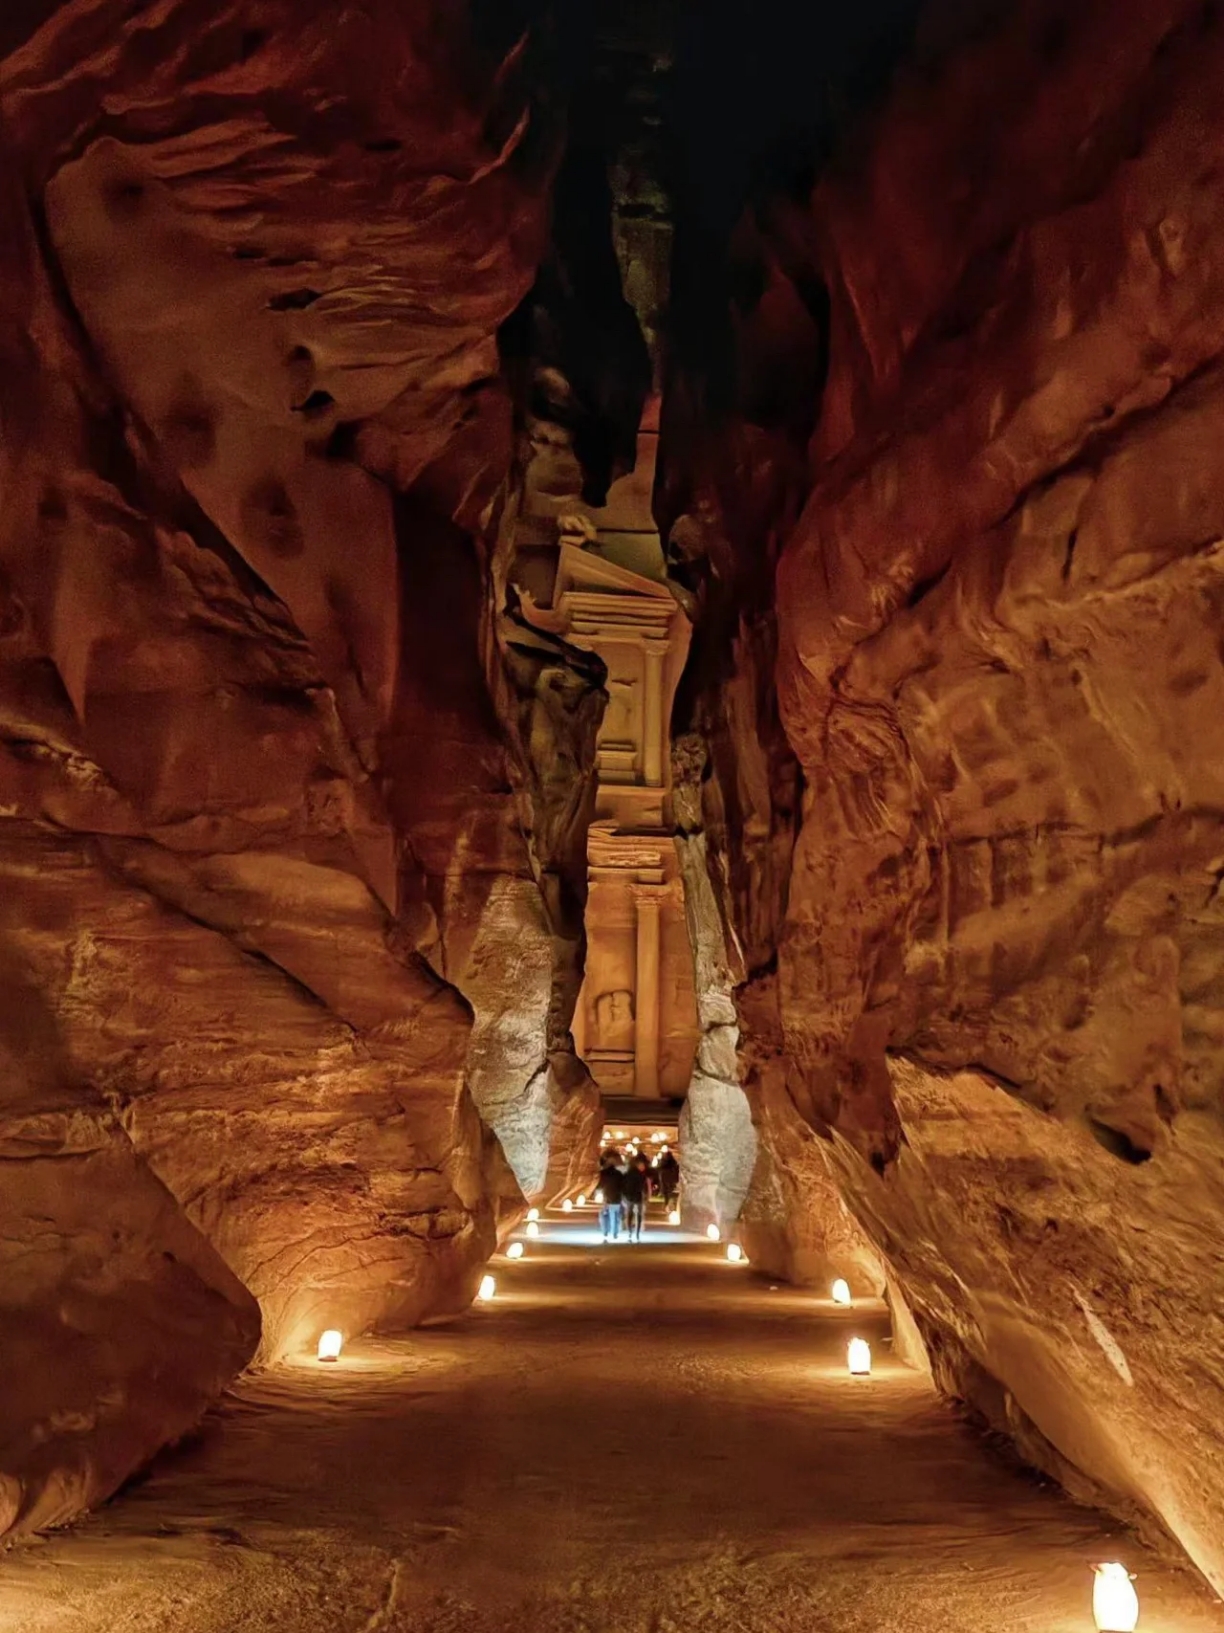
[0,0,638,1535]
[736,978,884,1291]
[0,1105,258,1537]
[671,733,757,1228]
[663,0,1224,1594]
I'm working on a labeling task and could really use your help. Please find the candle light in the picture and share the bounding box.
[847,1338,872,1376]
[527,1207,540,1222]
[727,1243,744,1263]
[668,1209,681,1225]
[477,1274,496,1301]
[831,1278,852,1306]
[506,1242,524,1260]
[1092,1564,1139,1632]
[317,1329,343,1362]
[526,1220,540,1238]
[562,1198,573,1212]
[706,1223,721,1242]
[577,1194,587,1207]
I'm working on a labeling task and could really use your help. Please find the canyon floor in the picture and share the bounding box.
[2,1210,1221,1633]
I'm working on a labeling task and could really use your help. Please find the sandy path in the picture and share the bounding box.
[2,1216,1222,1633]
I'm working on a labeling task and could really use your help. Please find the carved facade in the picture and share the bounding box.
[526,545,699,1099]
[514,407,700,1103]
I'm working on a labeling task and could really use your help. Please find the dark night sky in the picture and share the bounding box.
[668,0,924,235]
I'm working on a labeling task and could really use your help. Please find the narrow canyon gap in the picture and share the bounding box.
[0,0,1223,1626]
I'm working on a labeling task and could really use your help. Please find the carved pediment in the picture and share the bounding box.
[554,543,674,602]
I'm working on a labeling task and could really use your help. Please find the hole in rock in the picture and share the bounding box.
[291,389,335,417]
[1086,1117,1153,1165]
[268,288,323,311]
[105,178,146,215]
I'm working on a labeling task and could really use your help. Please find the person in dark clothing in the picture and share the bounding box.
[597,1160,624,1241]
[621,1155,651,1242]
[657,1148,680,1206]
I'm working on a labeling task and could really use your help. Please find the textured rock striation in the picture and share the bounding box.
[663,0,1224,1594]
[0,0,638,1534]
[671,732,757,1229]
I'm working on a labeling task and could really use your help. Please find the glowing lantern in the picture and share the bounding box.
[727,1243,744,1263]
[477,1274,496,1301]
[577,1193,587,1207]
[668,1209,681,1226]
[595,1189,604,1203]
[831,1278,852,1306]
[706,1223,721,1242]
[316,1329,343,1363]
[527,1207,540,1222]
[526,1220,540,1238]
[1093,1564,1139,1632]
[562,1198,574,1212]
[847,1338,872,1376]
[506,1242,524,1260]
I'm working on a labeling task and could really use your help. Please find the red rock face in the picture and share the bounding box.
[666,0,1224,1594]
[0,0,622,1534]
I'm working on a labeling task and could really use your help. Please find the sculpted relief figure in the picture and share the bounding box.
[594,987,635,1051]
[604,676,638,744]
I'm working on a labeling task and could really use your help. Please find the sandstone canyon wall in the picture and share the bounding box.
[664,0,1224,1592]
[0,0,639,1536]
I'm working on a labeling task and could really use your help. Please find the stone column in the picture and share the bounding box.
[642,640,667,787]
[571,984,587,1058]
[632,885,662,1097]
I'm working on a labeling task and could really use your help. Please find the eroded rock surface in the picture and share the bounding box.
[0,0,634,1532]
[0,1107,258,1537]
[737,980,883,1292]
[664,0,1224,1593]
[671,733,757,1227]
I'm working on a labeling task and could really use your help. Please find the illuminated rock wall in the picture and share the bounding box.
[664,0,1224,1591]
[0,0,638,1533]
